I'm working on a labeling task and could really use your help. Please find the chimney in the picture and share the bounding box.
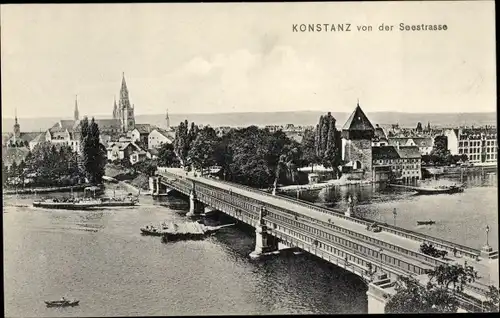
[396,141,400,150]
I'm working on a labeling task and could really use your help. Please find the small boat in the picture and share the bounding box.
[44,299,79,307]
[414,184,464,195]
[102,176,119,183]
[417,220,436,225]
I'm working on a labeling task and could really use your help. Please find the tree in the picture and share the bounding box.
[300,128,319,170]
[425,263,478,293]
[187,126,219,174]
[2,161,7,185]
[80,117,105,185]
[483,285,500,312]
[430,135,452,166]
[313,112,341,176]
[385,275,457,313]
[158,143,181,167]
[386,263,478,314]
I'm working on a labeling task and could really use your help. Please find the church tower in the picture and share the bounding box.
[112,96,118,120]
[166,109,170,130]
[74,95,79,121]
[13,109,21,141]
[118,72,135,132]
[341,101,375,178]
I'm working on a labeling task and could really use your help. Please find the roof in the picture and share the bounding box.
[396,146,421,159]
[51,120,77,131]
[152,128,175,139]
[374,126,387,139]
[107,141,142,151]
[411,137,433,148]
[30,132,47,144]
[372,146,400,160]
[2,146,30,166]
[342,105,375,131]
[148,148,159,156]
[74,119,121,130]
[12,132,40,143]
[134,124,155,134]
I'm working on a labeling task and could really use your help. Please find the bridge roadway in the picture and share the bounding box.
[158,168,498,303]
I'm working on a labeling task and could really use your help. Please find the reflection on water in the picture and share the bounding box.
[293,172,498,250]
[4,184,367,317]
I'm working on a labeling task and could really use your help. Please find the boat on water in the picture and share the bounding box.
[414,184,464,195]
[417,220,436,225]
[140,222,169,236]
[44,299,79,307]
[33,198,102,210]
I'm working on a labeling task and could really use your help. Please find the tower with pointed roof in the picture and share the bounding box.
[13,109,21,141]
[74,95,79,121]
[341,101,375,177]
[118,73,135,132]
[166,109,170,130]
[112,96,118,120]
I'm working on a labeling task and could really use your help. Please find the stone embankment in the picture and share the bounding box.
[3,184,90,195]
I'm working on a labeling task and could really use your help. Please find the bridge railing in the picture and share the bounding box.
[208,176,481,258]
[158,169,481,259]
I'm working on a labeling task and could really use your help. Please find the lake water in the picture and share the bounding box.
[3,186,367,317]
[3,172,497,316]
[296,172,498,250]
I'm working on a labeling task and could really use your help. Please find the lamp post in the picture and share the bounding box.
[393,208,397,226]
[486,225,490,247]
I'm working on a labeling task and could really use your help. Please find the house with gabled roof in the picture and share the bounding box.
[148,128,175,149]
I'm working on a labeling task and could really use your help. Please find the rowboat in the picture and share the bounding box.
[414,185,464,195]
[417,220,436,225]
[44,299,79,307]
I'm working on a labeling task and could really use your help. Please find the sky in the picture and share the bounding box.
[1,2,496,118]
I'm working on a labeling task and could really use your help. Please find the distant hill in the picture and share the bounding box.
[2,111,496,133]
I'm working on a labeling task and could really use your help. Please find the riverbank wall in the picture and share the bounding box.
[3,184,91,195]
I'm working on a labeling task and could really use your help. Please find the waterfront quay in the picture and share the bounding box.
[154,167,499,313]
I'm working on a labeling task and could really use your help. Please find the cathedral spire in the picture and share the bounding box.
[74,95,79,121]
[120,72,129,107]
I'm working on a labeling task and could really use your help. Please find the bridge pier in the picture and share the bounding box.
[249,207,278,259]
[366,274,393,314]
[186,190,204,217]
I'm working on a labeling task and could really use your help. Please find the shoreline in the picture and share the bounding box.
[3,184,91,195]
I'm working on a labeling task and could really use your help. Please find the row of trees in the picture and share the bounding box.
[386,263,499,313]
[161,114,344,189]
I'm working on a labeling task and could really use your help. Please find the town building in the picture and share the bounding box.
[106,141,147,164]
[130,124,155,146]
[444,127,497,165]
[372,145,422,183]
[372,124,388,146]
[387,137,434,155]
[148,128,175,149]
